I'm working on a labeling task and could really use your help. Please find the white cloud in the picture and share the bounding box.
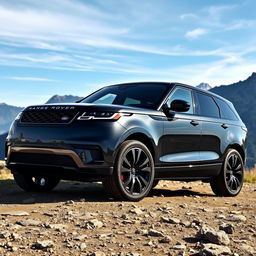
[6,76,55,82]
[185,28,208,40]
[180,13,198,20]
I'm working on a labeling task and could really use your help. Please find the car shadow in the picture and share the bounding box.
[0,179,214,205]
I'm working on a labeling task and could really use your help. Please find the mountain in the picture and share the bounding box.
[46,95,83,104]
[196,83,212,90]
[210,72,256,167]
[0,103,23,134]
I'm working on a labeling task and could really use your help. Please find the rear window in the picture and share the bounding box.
[195,92,220,118]
[214,97,238,121]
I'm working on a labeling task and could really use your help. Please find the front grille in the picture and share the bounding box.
[10,152,77,167]
[21,111,78,124]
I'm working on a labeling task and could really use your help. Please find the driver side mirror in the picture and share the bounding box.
[162,99,190,117]
[170,99,190,112]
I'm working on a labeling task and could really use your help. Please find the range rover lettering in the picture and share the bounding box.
[6,82,247,201]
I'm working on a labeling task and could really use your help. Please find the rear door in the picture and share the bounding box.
[193,91,224,163]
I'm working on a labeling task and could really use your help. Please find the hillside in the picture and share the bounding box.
[0,103,23,133]
[210,73,256,167]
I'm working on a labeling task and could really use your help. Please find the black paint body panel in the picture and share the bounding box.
[6,82,247,181]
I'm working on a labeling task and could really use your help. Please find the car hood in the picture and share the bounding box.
[24,103,164,116]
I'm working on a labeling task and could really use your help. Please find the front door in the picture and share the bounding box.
[159,87,202,177]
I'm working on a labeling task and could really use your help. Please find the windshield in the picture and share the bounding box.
[81,83,170,109]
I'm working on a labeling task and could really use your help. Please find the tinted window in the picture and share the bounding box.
[195,92,220,118]
[93,94,116,104]
[81,83,170,109]
[167,87,193,114]
[214,97,238,120]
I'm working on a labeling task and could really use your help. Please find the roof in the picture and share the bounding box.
[105,81,232,105]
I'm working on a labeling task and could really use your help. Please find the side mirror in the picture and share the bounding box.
[170,99,190,112]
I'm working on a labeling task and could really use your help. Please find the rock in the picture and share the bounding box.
[158,236,171,243]
[0,231,11,239]
[240,244,255,254]
[161,216,180,224]
[32,240,54,250]
[227,215,247,222]
[1,211,30,216]
[74,234,88,241]
[48,224,67,232]
[148,229,165,237]
[170,243,186,250]
[199,243,231,256]
[135,229,148,235]
[130,208,143,215]
[180,220,191,227]
[197,226,230,245]
[84,219,103,229]
[79,242,87,251]
[16,219,42,227]
[219,223,234,234]
[89,252,106,256]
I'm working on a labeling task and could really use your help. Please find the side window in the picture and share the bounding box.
[195,92,220,118]
[214,97,238,120]
[167,87,193,114]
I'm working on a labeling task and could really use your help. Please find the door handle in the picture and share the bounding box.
[190,120,199,126]
[221,123,229,129]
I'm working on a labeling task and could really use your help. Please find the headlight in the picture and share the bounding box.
[77,112,124,121]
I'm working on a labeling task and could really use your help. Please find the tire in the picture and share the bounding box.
[102,140,155,201]
[210,149,244,197]
[13,172,60,192]
[152,179,159,189]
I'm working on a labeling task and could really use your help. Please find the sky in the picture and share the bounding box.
[0,0,256,106]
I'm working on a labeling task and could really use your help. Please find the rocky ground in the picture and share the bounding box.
[0,178,255,256]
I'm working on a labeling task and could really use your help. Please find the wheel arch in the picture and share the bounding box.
[226,144,246,163]
[124,132,156,162]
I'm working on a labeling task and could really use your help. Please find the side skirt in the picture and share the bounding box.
[155,163,222,179]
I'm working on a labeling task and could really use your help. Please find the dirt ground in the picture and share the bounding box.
[0,177,255,256]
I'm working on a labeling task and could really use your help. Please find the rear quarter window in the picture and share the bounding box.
[194,92,220,118]
[214,97,238,121]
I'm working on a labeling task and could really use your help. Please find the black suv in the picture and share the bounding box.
[6,82,247,201]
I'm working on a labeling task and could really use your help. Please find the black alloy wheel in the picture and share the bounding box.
[103,140,155,201]
[210,149,244,196]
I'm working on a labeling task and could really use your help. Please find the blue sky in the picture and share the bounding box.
[0,0,256,106]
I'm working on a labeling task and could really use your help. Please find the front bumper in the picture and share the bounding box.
[6,119,127,180]
[6,146,114,180]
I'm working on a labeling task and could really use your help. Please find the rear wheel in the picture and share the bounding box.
[210,149,244,196]
[13,172,60,192]
[103,140,155,201]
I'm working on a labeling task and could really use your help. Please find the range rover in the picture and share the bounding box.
[6,82,247,201]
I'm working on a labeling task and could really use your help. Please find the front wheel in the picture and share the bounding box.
[103,140,155,201]
[210,149,244,197]
[13,172,60,192]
